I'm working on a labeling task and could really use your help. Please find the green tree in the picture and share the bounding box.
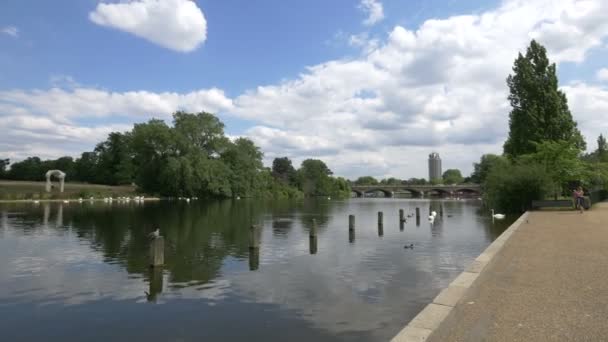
[354,176,379,185]
[221,138,264,197]
[74,152,99,183]
[519,140,584,199]
[173,111,229,156]
[484,161,551,213]
[597,134,608,162]
[470,154,509,184]
[298,159,334,196]
[503,40,585,158]
[0,158,9,178]
[442,169,464,184]
[8,157,43,180]
[271,157,297,185]
[95,132,135,185]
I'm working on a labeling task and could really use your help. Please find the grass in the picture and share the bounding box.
[0,180,139,201]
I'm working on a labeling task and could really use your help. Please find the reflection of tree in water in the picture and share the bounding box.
[51,200,272,287]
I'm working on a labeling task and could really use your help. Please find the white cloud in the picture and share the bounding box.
[359,0,385,26]
[4,0,608,178]
[597,68,608,82]
[89,0,207,52]
[1,26,18,38]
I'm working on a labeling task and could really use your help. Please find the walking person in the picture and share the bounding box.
[573,186,585,213]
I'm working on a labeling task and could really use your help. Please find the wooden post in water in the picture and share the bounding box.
[147,267,163,302]
[440,204,444,217]
[349,230,355,243]
[310,219,317,238]
[249,224,260,270]
[309,236,318,254]
[416,207,420,219]
[249,247,260,271]
[348,215,355,231]
[249,225,260,249]
[149,236,164,267]
[399,209,405,222]
[400,220,404,232]
[378,211,383,226]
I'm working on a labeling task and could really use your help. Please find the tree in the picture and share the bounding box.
[470,154,509,184]
[503,40,585,158]
[484,161,550,213]
[173,111,229,156]
[95,132,135,185]
[354,176,379,185]
[442,169,464,184]
[271,157,296,185]
[74,152,99,183]
[519,140,585,199]
[298,159,334,196]
[0,158,9,178]
[221,138,264,197]
[7,157,43,180]
[597,134,608,162]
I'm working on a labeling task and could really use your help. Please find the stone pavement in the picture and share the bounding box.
[427,203,608,341]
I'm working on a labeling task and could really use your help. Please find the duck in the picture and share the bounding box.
[63,200,69,204]
[404,243,414,249]
[185,198,190,203]
[491,209,505,219]
[33,200,40,204]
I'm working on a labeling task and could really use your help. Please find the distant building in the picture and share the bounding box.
[428,152,442,181]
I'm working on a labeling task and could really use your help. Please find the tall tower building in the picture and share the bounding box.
[428,152,442,181]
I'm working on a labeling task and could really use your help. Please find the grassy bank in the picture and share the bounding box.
[0,180,139,201]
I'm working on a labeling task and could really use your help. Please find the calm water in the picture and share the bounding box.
[0,198,514,341]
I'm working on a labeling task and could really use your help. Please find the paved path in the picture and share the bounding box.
[427,203,608,341]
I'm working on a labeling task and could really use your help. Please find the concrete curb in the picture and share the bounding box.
[391,212,530,342]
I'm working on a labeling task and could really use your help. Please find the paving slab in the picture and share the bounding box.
[428,203,608,342]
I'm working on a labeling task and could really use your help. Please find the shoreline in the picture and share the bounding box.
[391,211,529,341]
[0,197,162,204]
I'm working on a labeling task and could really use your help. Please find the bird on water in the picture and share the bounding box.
[491,209,505,219]
[404,243,414,249]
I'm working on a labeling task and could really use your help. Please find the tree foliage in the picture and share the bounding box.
[470,154,509,185]
[354,176,379,185]
[503,40,585,158]
[442,169,464,184]
[3,112,349,199]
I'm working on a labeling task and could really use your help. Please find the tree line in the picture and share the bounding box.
[351,168,466,187]
[0,112,351,199]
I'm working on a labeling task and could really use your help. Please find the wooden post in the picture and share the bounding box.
[440,204,444,217]
[378,224,384,237]
[348,215,355,231]
[400,221,404,232]
[149,236,164,267]
[416,207,420,220]
[399,209,405,222]
[249,225,260,249]
[249,247,259,271]
[349,230,355,243]
[378,211,383,226]
[416,216,420,227]
[309,236,318,254]
[147,267,163,302]
[310,219,317,238]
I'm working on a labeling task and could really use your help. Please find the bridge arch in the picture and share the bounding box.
[454,188,481,196]
[361,188,393,198]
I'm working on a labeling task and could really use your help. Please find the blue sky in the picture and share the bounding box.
[1,0,607,178]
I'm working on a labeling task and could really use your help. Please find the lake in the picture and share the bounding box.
[0,198,514,341]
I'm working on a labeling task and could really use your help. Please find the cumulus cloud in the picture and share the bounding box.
[359,0,385,26]
[89,0,207,52]
[0,85,233,160]
[4,0,608,178]
[597,68,608,82]
[1,26,18,37]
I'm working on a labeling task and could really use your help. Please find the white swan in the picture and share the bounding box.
[491,209,505,219]
[431,211,437,217]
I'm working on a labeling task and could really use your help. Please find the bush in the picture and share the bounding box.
[484,162,551,213]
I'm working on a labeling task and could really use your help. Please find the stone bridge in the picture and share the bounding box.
[350,184,481,197]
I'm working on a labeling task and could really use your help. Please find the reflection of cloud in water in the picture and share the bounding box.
[229,241,447,340]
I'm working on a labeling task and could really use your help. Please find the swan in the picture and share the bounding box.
[404,243,414,249]
[63,200,69,204]
[491,209,505,219]
[431,211,437,217]
[33,200,40,204]
[186,198,190,203]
